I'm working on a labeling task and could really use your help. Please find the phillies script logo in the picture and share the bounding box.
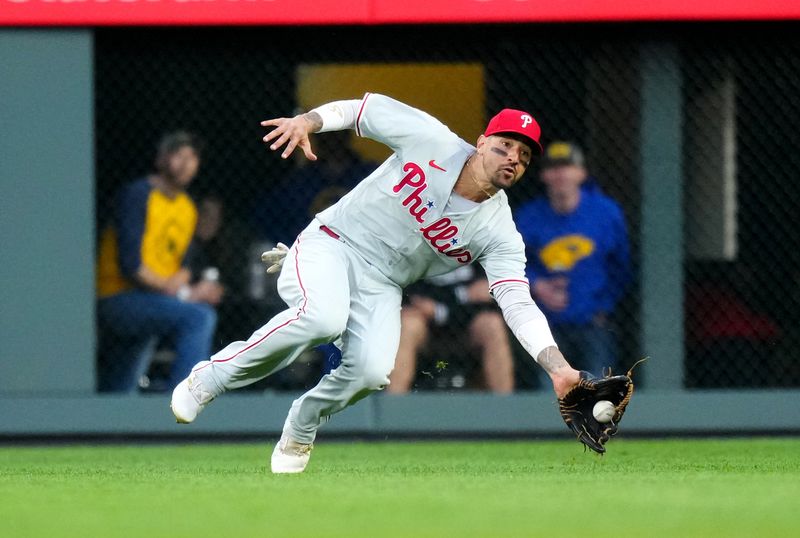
[392,162,472,263]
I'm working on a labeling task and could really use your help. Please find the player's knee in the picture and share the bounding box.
[303,307,348,342]
[360,362,392,391]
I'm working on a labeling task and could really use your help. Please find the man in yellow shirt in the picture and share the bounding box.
[96,132,223,392]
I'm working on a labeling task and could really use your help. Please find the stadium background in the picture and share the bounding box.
[2,2,800,437]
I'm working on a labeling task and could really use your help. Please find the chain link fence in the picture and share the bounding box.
[94,24,800,392]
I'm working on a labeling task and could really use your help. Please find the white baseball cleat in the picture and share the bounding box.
[170,373,214,424]
[271,435,314,474]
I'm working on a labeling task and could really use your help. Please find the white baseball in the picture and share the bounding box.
[592,400,616,423]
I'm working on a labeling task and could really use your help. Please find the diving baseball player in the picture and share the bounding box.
[171,93,591,472]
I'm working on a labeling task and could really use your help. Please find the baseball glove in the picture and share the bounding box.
[558,360,645,454]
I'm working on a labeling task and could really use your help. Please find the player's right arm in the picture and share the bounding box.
[261,97,364,160]
[261,111,325,161]
[261,93,448,159]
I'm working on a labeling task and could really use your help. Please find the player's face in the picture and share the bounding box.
[166,146,200,187]
[479,135,532,190]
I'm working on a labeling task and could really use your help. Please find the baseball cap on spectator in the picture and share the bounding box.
[484,109,543,155]
[541,141,585,169]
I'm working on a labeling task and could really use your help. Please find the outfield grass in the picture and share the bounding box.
[1,438,798,537]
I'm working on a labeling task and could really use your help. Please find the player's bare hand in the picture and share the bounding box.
[261,115,318,161]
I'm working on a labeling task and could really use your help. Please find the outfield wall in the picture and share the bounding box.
[2,391,799,437]
[1,28,799,438]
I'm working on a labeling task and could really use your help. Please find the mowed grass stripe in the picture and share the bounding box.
[1,438,798,538]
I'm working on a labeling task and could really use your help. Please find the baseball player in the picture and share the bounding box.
[171,93,586,472]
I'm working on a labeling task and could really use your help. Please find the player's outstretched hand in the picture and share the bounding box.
[557,358,646,454]
[557,371,632,454]
[261,115,318,161]
[261,242,290,274]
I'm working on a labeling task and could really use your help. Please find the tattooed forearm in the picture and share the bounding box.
[302,111,324,133]
[536,346,568,374]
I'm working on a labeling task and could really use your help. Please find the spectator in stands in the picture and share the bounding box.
[387,266,515,393]
[96,131,223,392]
[514,141,631,376]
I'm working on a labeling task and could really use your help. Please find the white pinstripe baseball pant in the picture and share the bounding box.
[192,220,402,444]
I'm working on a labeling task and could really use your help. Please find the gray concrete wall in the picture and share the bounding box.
[639,42,685,390]
[0,30,95,395]
[1,391,797,437]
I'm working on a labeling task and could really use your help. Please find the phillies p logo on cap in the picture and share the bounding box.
[521,114,533,128]
[483,109,543,154]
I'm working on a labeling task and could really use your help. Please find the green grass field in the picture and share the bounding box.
[2,438,798,537]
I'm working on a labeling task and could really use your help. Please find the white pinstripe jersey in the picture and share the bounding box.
[316,93,528,289]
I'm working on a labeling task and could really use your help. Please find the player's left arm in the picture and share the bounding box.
[479,228,579,395]
[490,277,580,398]
[483,237,637,454]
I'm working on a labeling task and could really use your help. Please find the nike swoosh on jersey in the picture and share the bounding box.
[428,160,447,172]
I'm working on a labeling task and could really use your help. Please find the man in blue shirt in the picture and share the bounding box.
[514,142,631,376]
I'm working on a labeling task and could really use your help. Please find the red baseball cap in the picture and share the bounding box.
[483,109,543,155]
